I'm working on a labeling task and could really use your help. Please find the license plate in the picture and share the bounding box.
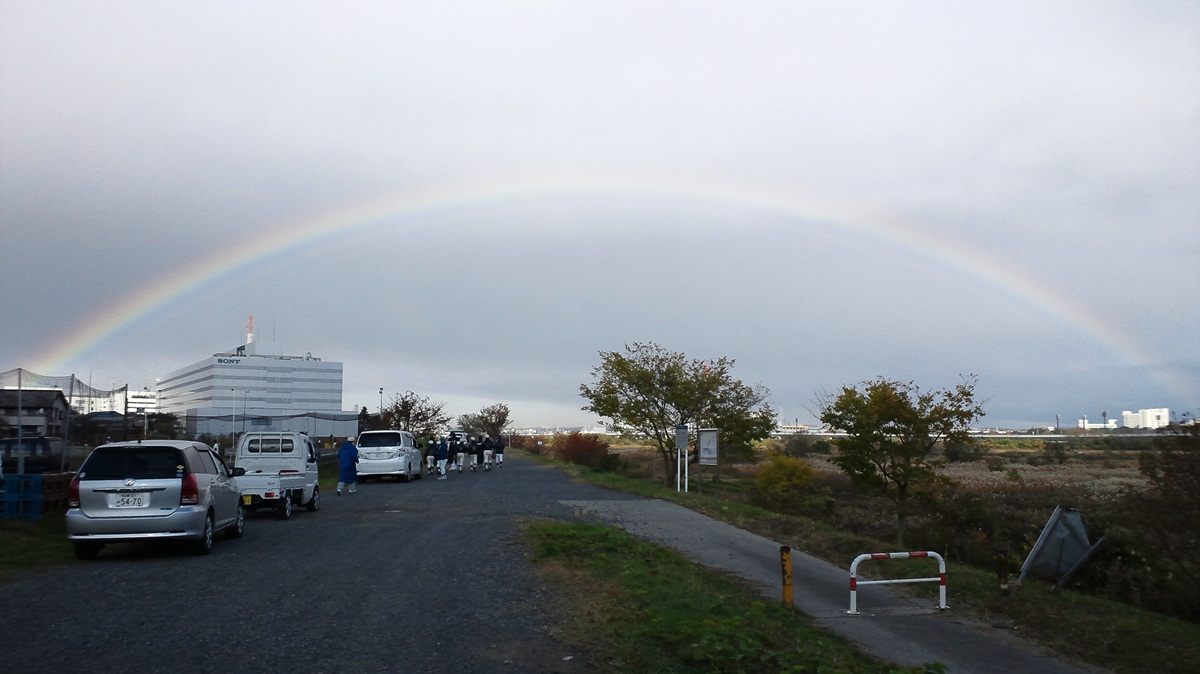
[242,495,252,505]
[111,493,148,508]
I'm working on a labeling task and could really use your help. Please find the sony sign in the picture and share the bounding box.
[216,358,242,364]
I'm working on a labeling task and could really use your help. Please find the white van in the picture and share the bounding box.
[355,430,423,482]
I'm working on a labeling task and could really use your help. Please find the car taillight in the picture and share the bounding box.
[68,476,80,508]
[180,473,199,505]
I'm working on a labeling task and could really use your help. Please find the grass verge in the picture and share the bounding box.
[0,515,73,582]
[518,450,1200,674]
[523,519,944,674]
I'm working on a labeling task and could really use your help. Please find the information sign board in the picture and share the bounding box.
[698,428,719,466]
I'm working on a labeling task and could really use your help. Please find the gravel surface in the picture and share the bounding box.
[0,458,615,673]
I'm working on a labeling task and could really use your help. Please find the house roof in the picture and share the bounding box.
[0,389,69,408]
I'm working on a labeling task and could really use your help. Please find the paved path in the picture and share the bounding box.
[559,497,1107,674]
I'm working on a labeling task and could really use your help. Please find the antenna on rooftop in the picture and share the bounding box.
[246,315,255,344]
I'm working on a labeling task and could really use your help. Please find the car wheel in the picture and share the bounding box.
[226,503,245,539]
[74,542,101,560]
[193,513,215,555]
[306,486,320,512]
[279,494,293,520]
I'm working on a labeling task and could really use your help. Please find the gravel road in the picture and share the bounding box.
[0,458,613,674]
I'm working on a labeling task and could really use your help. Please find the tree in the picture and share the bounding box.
[1123,417,1200,618]
[580,342,776,486]
[381,391,452,441]
[148,412,179,439]
[458,403,511,439]
[819,375,984,546]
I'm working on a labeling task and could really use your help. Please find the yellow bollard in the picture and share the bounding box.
[780,545,794,608]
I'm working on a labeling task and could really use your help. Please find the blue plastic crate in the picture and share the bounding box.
[2,497,43,520]
[1,474,44,499]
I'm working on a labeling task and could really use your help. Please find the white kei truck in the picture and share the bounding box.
[232,431,321,519]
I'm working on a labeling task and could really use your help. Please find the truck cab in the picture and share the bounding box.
[233,431,320,518]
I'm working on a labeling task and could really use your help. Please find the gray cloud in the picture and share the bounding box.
[3,1,1196,428]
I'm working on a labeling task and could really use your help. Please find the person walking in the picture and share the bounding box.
[337,435,359,495]
[425,435,437,475]
[494,434,506,467]
[471,436,485,472]
[454,435,467,473]
[435,436,450,480]
[482,436,495,471]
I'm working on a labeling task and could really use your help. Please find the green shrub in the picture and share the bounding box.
[1043,442,1069,465]
[943,440,986,463]
[510,435,551,454]
[756,438,784,455]
[748,454,832,514]
[552,432,624,472]
[781,434,814,457]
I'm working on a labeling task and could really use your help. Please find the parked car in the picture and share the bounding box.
[355,430,423,481]
[0,436,66,474]
[66,440,245,559]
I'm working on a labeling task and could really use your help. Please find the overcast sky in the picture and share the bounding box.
[2,1,1197,430]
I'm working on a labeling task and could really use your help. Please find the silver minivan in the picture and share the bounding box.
[66,440,246,559]
[355,430,423,481]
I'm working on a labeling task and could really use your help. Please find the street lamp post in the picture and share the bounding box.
[379,388,384,429]
[231,388,236,446]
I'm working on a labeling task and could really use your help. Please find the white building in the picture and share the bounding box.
[1121,408,1171,429]
[157,340,357,439]
[1077,415,1118,430]
[127,389,158,415]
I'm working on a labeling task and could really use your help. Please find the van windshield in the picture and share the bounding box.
[79,447,186,480]
[359,433,403,448]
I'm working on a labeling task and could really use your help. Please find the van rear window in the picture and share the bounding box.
[79,448,186,480]
[247,438,295,453]
[359,433,403,448]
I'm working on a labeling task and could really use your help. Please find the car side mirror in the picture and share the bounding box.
[231,466,246,477]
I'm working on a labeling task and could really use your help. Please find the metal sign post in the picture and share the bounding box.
[675,425,688,492]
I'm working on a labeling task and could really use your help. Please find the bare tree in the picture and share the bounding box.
[458,403,511,438]
[382,391,452,440]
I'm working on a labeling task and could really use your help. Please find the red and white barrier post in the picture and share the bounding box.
[848,551,947,615]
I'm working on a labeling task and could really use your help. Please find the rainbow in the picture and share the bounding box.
[29,167,1188,398]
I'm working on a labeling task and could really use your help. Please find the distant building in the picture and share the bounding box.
[1121,408,1170,429]
[1077,415,1118,430]
[0,389,69,438]
[127,389,158,415]
[773,424,813,437]
[157,339,356,439]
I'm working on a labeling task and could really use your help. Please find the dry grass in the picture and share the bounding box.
[781,454,1148,495]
